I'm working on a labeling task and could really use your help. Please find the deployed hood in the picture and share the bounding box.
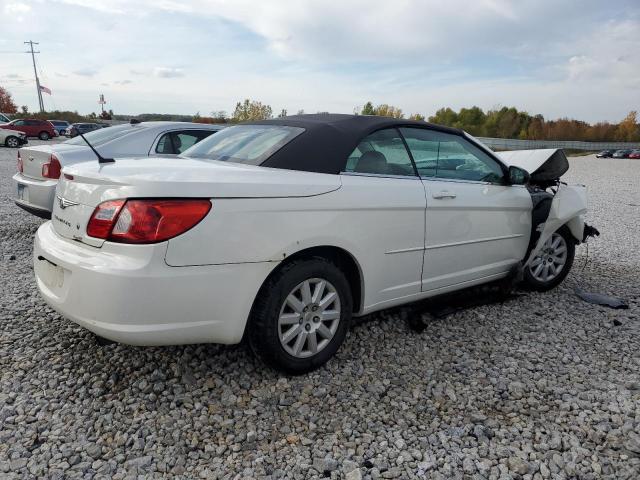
[497,149,569,183]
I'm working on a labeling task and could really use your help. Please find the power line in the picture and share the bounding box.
[24,40,44,113]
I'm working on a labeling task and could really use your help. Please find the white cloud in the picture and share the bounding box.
[3,0,638,122]
[153,67,184,78]
[73,68,99,77]
[4,1,31,14]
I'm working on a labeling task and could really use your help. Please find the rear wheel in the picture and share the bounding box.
[248,257,352,374]
[38,131,50,140]
[524,227,575,291]
[5,136,20,148]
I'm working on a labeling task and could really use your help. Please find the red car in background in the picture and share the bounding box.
[628,150,640,159]
[0,119,57,140]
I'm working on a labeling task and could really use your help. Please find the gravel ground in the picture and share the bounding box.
[0,142,639,479]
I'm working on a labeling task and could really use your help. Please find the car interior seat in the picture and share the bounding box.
[355,151,388,174]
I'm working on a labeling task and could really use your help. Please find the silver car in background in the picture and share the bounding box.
[13,121,224,218]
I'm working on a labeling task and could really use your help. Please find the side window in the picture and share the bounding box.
[156,131,215,154]
[400,128,504,183]
[155,133,176,154]
[343,128,415,176]
[13,120,25,126]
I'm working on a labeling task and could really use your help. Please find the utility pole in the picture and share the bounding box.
[24,40,44,113]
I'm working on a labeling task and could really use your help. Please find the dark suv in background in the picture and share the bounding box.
[48,120,70,136]
[0,119,57,140]
[64,123,103,137]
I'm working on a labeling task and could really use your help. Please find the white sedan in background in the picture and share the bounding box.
[1,127,28,148]
[14,121,224,218]
[34,114,597,373]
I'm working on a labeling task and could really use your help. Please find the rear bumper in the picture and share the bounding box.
[34,222,277,346]
[13,172,56,217]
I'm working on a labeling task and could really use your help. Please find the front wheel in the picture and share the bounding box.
[523,227,575,291]
[38,131,50,140]
[247,257,352,374]
[5,136,20,148]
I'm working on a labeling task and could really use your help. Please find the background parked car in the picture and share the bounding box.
[14,121,224,218]
[0,127,28,148]
[64,123,102,137]
[628,150,640,159]
[0,119,57,140]
[48,120,70,136]
[612,149,633,158]
[595,150,614,158]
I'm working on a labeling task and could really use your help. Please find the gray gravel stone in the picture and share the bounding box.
[0,146,639,478]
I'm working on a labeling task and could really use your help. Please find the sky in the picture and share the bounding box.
[0,0,639,123]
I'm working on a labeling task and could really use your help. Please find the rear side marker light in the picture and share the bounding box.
[42,154,62,179]
[87,199,211,243]
[17,151,23,173]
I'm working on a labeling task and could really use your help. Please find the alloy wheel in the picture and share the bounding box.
[278,278,341,358]
[528,232,568,283]
[6,137,19,148]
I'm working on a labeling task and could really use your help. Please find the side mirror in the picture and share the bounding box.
[508,165,530,185]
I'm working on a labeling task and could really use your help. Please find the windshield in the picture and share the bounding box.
[182,124,304,165]
[64,124,140,146]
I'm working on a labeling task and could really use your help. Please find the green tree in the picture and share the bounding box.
[361,101,375,115]
[278,109,288,118]
[428,107,458,127]
[374,104,404,118]
[409,113,425,121]
[232,99,273,122]
[454,106,486,135]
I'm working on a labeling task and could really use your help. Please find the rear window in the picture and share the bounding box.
[64,124,141,146]
[182,125,304,165]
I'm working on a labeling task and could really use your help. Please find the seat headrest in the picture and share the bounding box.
[355,150,388,174]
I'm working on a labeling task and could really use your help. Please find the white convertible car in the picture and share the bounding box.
[33,114,597,372]
[14,121,223,218]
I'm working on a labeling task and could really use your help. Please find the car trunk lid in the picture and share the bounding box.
[19,144,89,180]
[52,156,342,247]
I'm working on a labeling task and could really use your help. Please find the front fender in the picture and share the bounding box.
[524,184,587,267]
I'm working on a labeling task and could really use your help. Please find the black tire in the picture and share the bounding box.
[38,131,50,140]
[5,136,20,148]
[523,226,575,291]
[247,257,352,374]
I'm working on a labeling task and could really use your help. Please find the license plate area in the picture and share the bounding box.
[17,183,28,202]
[37,256,67,289]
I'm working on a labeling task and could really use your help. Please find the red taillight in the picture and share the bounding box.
[17,151,23,173]
[87,199,211,243]
[42,154,62,179]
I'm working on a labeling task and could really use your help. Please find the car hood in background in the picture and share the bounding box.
[496,148,569,182]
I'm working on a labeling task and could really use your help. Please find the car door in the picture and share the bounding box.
[11,120,27,134]
[339,128,427,306]
[25,120,41,136]
[399,128,531,293]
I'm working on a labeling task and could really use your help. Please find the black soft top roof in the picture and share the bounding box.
[249,114,465,174]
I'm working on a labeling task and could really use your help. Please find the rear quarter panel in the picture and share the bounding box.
[165,178,426,310]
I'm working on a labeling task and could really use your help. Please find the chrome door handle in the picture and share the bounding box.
[432,190,457,199]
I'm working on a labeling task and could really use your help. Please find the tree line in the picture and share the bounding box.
[2,85,638,142]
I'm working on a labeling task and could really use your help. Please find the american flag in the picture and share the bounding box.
[39,85,52,95]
